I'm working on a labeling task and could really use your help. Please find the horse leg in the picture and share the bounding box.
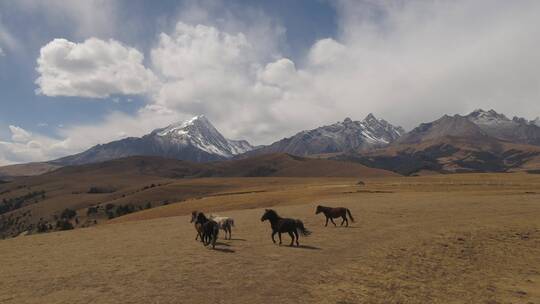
[271,231,277,243]
[344,215,349,227]
[278,233,282,245]
[294,230,300,246]
[330,218,337,227]
[325,217,329,227]
[288,231,295,246]
[228,226,232,240]
[340,216,345,226]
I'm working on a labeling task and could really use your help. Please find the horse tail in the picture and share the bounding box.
[297,220,311,236]
[346,208,355,222]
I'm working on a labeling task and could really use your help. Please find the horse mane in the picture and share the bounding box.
[264,209,280,219]
[196,212,209,222]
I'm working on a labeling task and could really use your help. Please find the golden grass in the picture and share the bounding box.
[1,173,540,303]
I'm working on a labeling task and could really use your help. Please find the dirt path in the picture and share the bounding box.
[1,188,540,303]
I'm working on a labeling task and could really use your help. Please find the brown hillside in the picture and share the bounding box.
[0,162,60,179]
[0,154,395,238]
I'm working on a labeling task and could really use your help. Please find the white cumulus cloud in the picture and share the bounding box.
[35,38,157,98]
[9,0,540,166]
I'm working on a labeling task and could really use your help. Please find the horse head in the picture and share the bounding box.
[261,209,277,222]
[190,211,199,223]
[315,205,323,214]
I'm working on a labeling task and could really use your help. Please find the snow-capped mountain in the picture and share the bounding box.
[151,115,252,157]
[464,109,540,145]
[244,114,405,157]
[52,115,254,165]
[532,117,540,127]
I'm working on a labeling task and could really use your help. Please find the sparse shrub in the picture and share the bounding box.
[87,206,98,215]
[37,221,49,233]
[56,219,73,231]
[145,202,152,209]
[105,203,115,211]
[60,208,77,220]
[88,186,115,194]
[115,204,136,217]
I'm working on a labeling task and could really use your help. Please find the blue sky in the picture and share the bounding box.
[0,0,336,139]
[1,0,540,165]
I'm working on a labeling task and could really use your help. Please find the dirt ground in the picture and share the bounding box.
[1,173,540,303]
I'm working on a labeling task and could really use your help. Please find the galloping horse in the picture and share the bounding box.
[190,211,203,242]
[261,209,311,246]
[209,214,234,240]
[315,205,355,227]
[195,212,219,249]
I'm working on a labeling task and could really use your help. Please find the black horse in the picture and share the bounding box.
[190,211,203,242]
[315,205,355,227]
[195,212,219,249]
[261,209,311,246]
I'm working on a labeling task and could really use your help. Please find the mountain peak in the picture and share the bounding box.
[53,115,253,166]
[364,113,377,121]
[466,108,509,125]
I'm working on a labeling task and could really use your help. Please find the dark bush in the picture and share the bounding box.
[56,219,73,231]
[115,204,136,217]
[60,208,77,219]
[37,221,49,233]
[88,186,115,194]
[87,206,98,215]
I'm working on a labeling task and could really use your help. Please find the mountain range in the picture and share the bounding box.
[51,113,406,166]
[51,115,253,166]
[2,108,540,178]
[243,114,405,157]
[338,109,540,174]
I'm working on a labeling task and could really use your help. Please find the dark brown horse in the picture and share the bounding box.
[190,211,203,242]
[261,209,311,246]
[315,205,355,227]
[194,212,219,249]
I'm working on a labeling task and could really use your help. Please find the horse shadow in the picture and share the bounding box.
[215,242,231,247]
[228,238,247,241]
[287,244,322,250]
[334,226,361,229]
[212,247,236,253]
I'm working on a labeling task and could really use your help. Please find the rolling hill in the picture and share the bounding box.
[0,153,396,238]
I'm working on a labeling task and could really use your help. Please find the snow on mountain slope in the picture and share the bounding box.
[152,115,251,157]
[245,114,405,156]
[464,109,540,145]
[52,115,254,165]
